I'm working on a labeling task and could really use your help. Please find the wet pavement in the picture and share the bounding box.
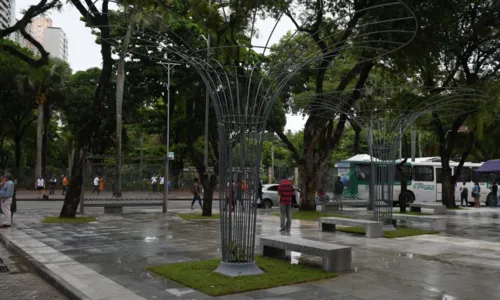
[0,242,68,299]
[2,207,500,299]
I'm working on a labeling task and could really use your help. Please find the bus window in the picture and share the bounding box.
[355,164,370,180]
[414,166,434,182]
[471,168,490,182]
[454,167,470,183]
[394,165,411,181]
[436,168,443,184]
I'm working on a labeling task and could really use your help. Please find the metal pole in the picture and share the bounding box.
[411,127,416,162]
[204,0,211,173]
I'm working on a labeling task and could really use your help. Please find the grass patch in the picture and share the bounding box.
[42,216,97,223]
[147,256,336,296]
[177,213,220,220]
[272,210,354,221]
[337,226,439,238]
[394,211,433,216]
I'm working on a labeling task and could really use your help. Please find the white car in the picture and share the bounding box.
[257,184,301,208]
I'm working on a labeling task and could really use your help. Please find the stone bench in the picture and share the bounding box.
[83,198,164,213]
[260,235,351,272]
[410,202,447,215]
[320,217,383,238]
[392,214,446,231]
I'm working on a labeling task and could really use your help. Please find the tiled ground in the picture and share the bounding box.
[4,208,500,299]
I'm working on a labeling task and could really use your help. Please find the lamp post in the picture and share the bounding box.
[159,61,179,213]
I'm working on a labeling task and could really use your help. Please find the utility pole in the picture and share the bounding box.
[159,61,180,213]
[203,2,211,175]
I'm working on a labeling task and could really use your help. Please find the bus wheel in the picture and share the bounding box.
[399,191,415,207]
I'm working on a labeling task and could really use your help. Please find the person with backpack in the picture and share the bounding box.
[459,182,468,207]
[191,178,202,209]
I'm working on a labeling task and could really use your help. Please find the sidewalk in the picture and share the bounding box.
[16,189,219,201]
[0,241,68,299]
[2,208,500,299]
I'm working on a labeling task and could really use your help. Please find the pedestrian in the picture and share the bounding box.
[159,176,164,193]
[257,178,263,206]
[62,175,68,195]
[225,180,235,211]
[334,176,344,208]
[99,176,104,192]
[35,176,45,199]
[151,175,158,193]
[487,181,498,207]
[49,175,57,195]
[167,177,172,194]
[459,182,468,207]
[92,176,100,194]
[472,181,480,208]
[278,177,294,233]
[0,175,15,228]
[191,178,202,209]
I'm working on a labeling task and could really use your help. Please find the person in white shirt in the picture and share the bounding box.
[92,176,100,194]
[159,176,164,193]
[35,176,45,199]
[151,175,158,193]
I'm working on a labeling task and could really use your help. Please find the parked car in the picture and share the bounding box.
[257,184,301,208]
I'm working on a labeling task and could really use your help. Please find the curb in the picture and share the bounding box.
[16,198,222,202]
[0,230,90,300]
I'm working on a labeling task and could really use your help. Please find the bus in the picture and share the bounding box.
[335,154,488,206]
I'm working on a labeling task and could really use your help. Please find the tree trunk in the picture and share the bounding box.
[42,102,49,177]
[441,157,456,208]
[298,163,318,211]
[201,173,217,216]
[115,12,135,196]
[14,135,22,176]
[60,3,113,218]
[35,102,44,178]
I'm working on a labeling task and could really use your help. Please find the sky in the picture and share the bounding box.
[15,0,307,132]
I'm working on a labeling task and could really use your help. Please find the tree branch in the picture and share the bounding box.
[274,129,301,164]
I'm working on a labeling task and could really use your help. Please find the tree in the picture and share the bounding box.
[60,0,113,218]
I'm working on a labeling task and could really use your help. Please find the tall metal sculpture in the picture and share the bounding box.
[299,87,489,228]
[96,0,417,276]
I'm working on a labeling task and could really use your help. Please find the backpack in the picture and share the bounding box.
[461,187,468,196]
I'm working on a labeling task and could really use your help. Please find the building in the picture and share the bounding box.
[42,27,68,61]
[14,17,69,62]
[0,0,14,30]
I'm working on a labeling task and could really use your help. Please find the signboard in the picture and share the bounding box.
[168,152,174,160]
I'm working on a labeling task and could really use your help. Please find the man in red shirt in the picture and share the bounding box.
[278,177,294,232]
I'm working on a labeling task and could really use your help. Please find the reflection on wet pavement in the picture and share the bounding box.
[8,208,500,299]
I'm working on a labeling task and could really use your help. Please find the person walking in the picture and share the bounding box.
[92,176,100,194]
[167,177,172,194]
[36,176,45,199]
[0,175,15,228]
[191,178,202,209]
[62,175,68,195]
[151,175,158,193]
[278,177,294,233]
[49,175,57,195]
[472,181,481,208]
[159,176,164,193]
[459,182,468,207]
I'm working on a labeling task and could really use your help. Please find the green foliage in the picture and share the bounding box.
[42,216,97,223]
[337,226,439,238]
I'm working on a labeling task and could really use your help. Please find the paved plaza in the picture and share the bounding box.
[1,204,500,299]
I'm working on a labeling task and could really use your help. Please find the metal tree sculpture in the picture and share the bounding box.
[95,0,417,276]
[298,87,489,228]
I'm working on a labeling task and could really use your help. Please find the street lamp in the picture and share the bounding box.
[159,60,180,213]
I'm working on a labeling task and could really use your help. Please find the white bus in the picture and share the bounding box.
[335,154,489,205]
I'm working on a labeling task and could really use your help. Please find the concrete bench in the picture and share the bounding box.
[83,198,164,213]
[260,235,351,272]
[392,214,445,231]
[410,202,447,215]
[320,217,383,238]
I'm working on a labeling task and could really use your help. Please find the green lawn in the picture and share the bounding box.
[394,211,433,216]
[336,226,439,238]
[177,213,220,220]
[272,210,354,221]
[147,256,336,296]
[42,216,97,223]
